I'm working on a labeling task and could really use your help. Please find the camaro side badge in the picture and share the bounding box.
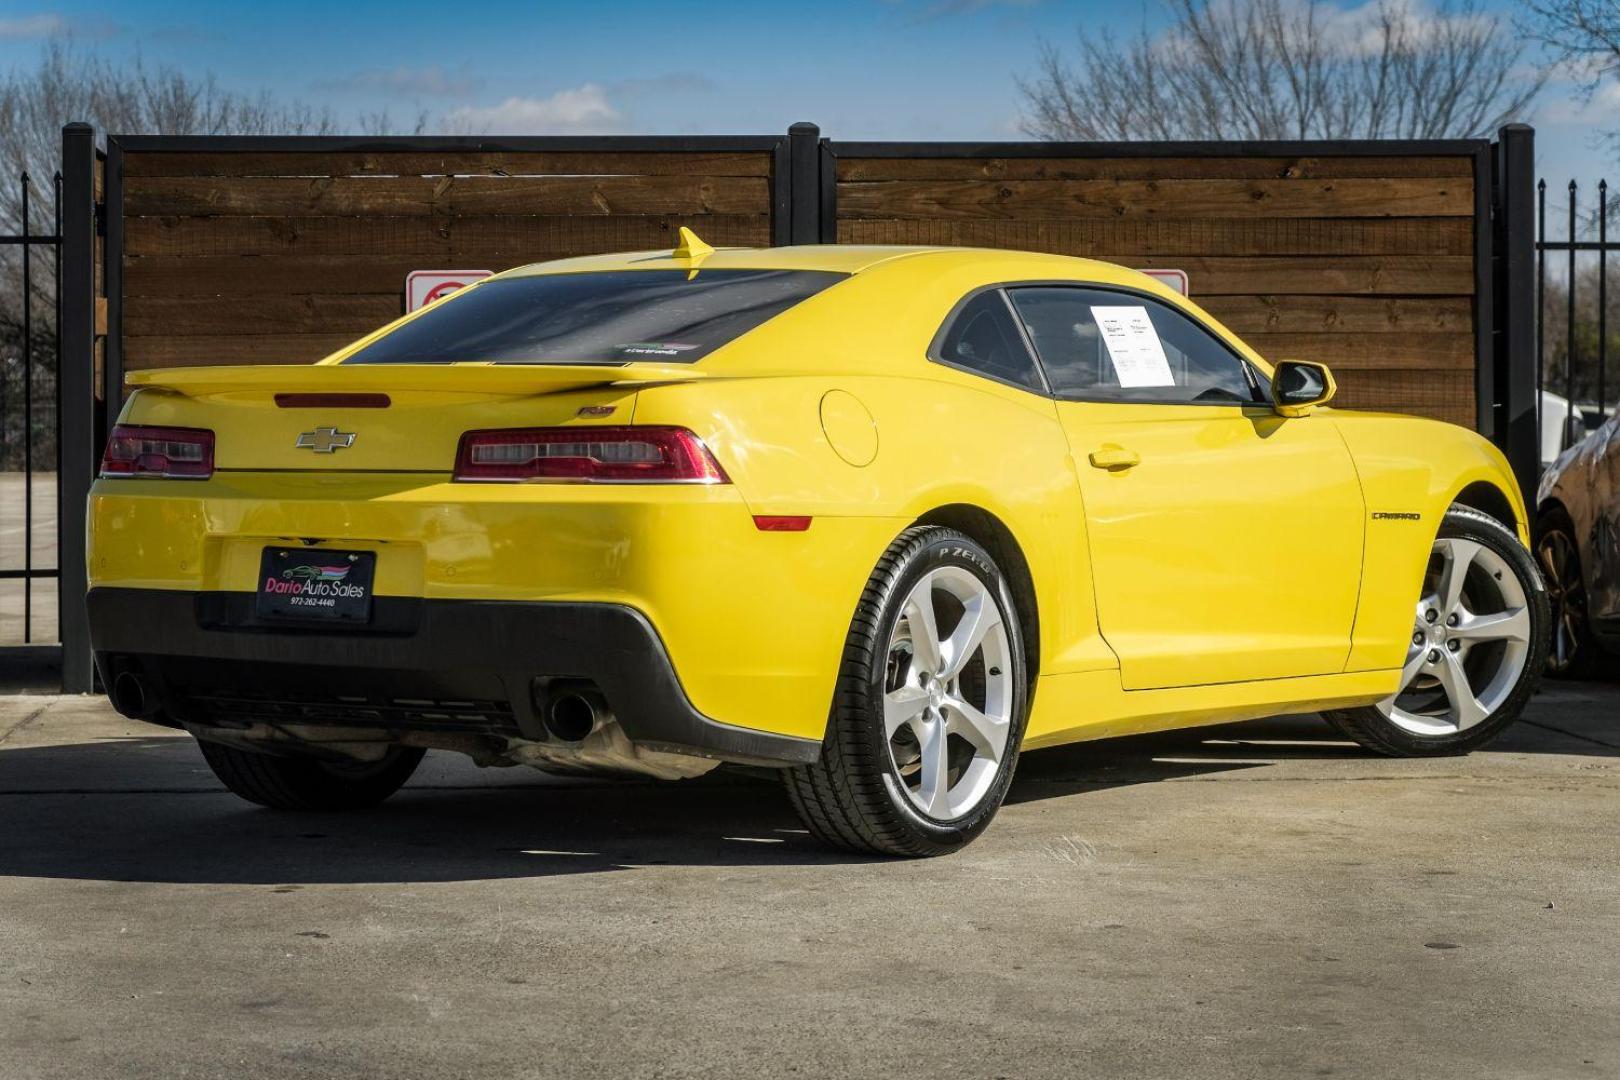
[1371,511,1422,521]
[295,427,357,453]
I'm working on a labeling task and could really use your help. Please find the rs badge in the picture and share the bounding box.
[295,427,356,453]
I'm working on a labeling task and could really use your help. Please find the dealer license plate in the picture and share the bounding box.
[255,547,375,623]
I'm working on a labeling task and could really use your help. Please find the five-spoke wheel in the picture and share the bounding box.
[783,526,1027,856]
[882,565,1014,820]
[1327,506,1549,756]
[1380,535,1533,736]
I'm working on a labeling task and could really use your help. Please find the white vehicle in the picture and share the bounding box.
[1541,391,1590,469]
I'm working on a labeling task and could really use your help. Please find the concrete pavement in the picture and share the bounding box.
[1,684,1617,1079]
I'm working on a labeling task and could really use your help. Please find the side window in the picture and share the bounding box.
[1007,287,1264,405]
[933,291,1046,393]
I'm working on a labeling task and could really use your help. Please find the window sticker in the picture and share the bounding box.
[1089,306,1175,388]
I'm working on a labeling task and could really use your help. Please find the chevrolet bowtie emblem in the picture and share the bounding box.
[295,426,356,453]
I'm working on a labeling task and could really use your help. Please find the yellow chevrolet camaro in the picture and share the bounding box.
[86,232,1549,856]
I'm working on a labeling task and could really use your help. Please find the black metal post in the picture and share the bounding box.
[818,141,838,243]
[1538,179,1546,464]
[1567,181,1578,445]
[21,173,31,643]
[1602,180,1609,420]
[58,123,96,693]
[788,122,821,246]
[103,138,123,425]
[1493,125,1539,510]
[53,169,60,644]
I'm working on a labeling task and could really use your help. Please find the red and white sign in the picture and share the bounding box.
[1140,269,1189,296]
[405,269,494,313]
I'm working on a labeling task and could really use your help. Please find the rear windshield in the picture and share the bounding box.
[342,268,845,366]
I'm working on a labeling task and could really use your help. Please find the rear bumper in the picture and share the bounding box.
[88,587,822,768]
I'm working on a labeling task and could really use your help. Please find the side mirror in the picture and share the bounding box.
[1271,360,1336,418]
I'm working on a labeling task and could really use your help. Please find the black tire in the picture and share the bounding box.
[783,526,1029,857]
[198,739,425,811]
[1324,506,1549,757]
[1535,504,1602,679]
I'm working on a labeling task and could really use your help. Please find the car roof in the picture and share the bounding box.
[499,243,1151,286]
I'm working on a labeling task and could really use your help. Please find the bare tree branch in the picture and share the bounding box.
[1019,0,1542,142]
[1522,1,1620,163]
[0,42,350,467]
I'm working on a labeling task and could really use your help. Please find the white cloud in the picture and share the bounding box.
[445,84,621,134]
[1540,77,1620,124]
[1327,0,1499,57]
[0,14,65,39]
[1159,0,1505,60]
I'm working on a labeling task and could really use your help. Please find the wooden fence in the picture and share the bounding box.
[92,127,1530,441]
[827,144,1482,428]
[112,139,788,373]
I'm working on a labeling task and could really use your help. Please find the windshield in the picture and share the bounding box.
[342,269,845,366]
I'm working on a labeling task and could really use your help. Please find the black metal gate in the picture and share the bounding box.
[1537,178,1616,459]
[0,166,62,659]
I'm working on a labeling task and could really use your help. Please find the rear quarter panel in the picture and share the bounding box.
[633,370,1107,696]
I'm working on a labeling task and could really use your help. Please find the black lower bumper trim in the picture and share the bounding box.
[88,588,822,768]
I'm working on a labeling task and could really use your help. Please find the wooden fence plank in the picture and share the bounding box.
[122,220,769,297]
[1332,370,1475,426]
[1196,295,1474,334]
[836,177,1472,220]
[123,150,774,178]
[836,216,1471,256]
[1238,332,1474,368]
[1108,255,1474,295]
[125,333,358,368]
[837,155,1475,181]
[124,213,770,258]
[126,175,771,217]
[125,294,402,337]
[126,256,444,296]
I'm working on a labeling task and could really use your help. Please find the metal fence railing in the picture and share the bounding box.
[1537,178,1614,461]
[0,169,62,648]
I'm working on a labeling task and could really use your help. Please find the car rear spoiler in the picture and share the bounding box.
[124,363,708,399]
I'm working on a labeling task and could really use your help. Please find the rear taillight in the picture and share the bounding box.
[453,426,730,484]
[100,425,215,479]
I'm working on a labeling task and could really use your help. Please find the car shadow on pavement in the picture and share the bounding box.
[0,726,1262,885]
[1,707,1611,886]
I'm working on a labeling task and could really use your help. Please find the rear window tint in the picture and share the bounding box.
[342,269,845,366]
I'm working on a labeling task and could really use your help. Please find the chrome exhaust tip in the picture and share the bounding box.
[544,691,600,743]
[110,671,158,720]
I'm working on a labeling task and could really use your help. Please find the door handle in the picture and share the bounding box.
[1088,447,1141,470]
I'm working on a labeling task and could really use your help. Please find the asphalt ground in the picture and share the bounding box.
[1,681,1617,1079]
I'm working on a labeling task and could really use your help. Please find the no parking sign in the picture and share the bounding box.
[405,269,494,312]
[1140,269,1189,295]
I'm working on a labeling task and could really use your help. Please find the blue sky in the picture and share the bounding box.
[0,0,1611,196]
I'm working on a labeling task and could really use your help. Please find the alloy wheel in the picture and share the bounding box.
[1536,528,1587,673]
[1378,536,1533,736]
[882,567,1014,820]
